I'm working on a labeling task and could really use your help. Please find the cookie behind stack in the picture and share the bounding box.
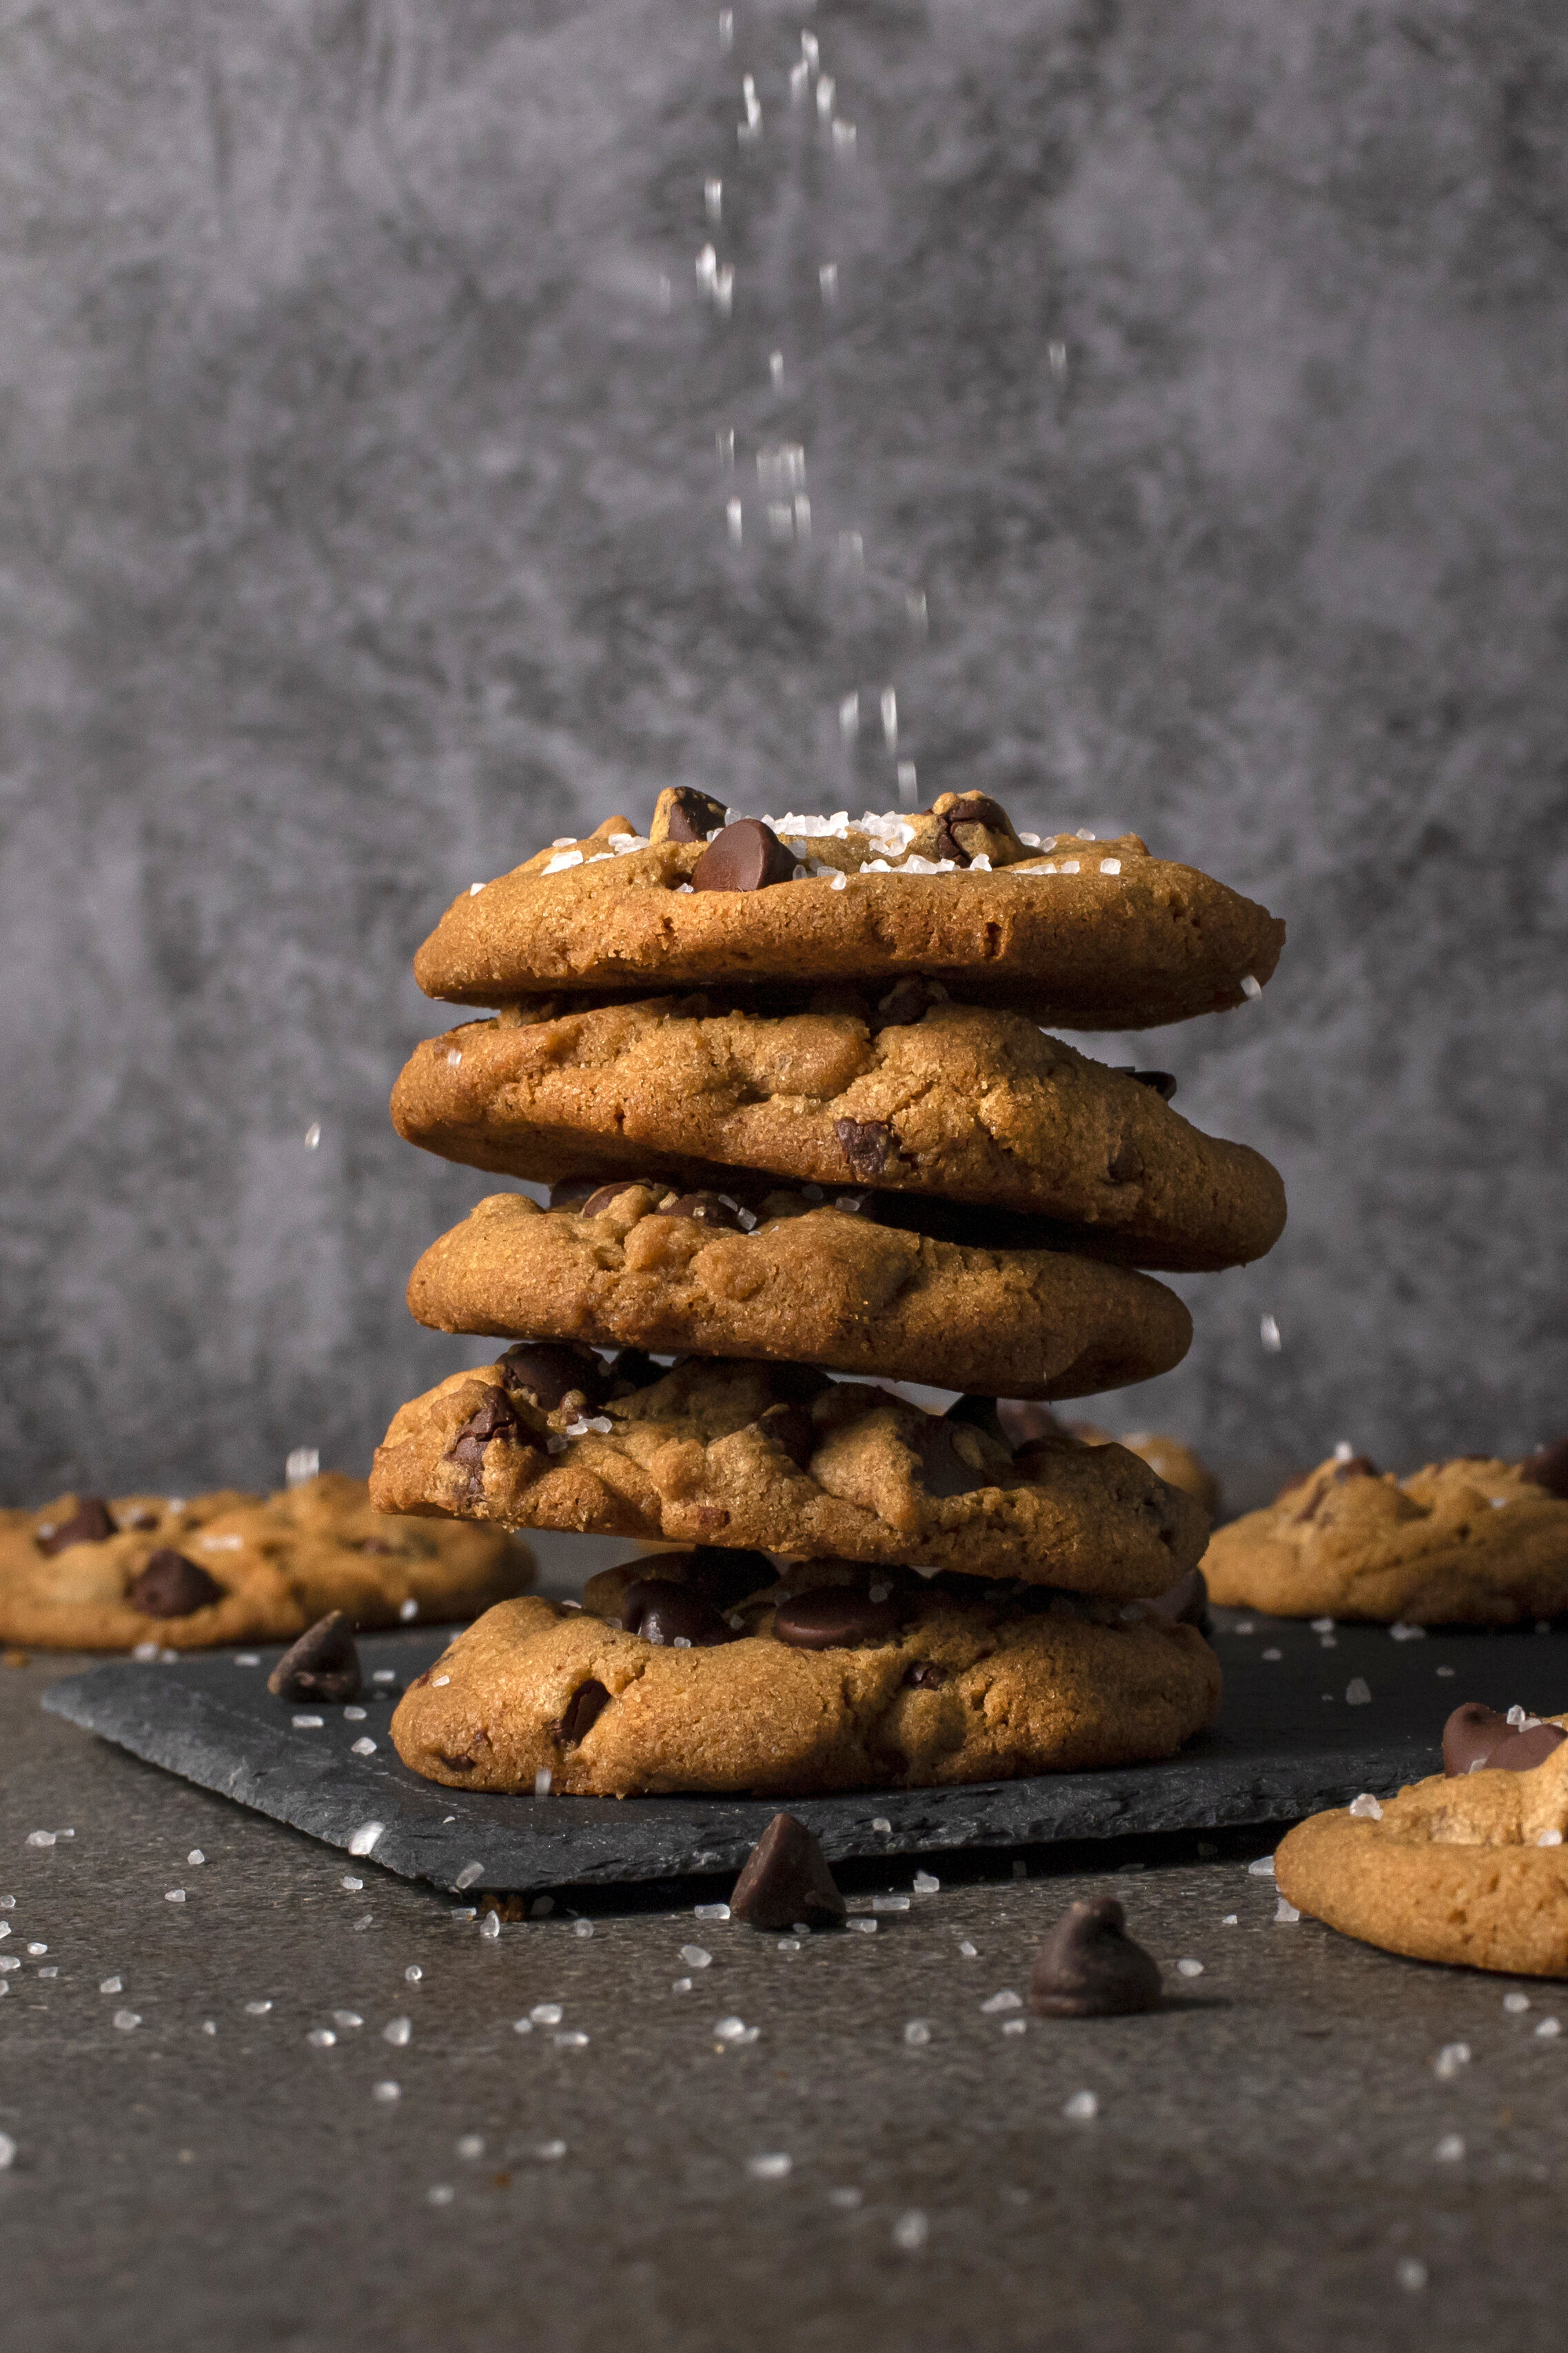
[374,787,1285,1797]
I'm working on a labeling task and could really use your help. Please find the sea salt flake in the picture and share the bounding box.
[893,2210,929,2250]
[1535,2016,1561,2038]
[1434,2043,1470,2077]
[981,1990,1022,2013]
[292,1715,324,1730]
[871,1896,910,1913]
[383,2017,412,2047]
[531,2004,564,2025]
[913,1871,939,1895]
[680,1946,712,1969]
[25,1831,56,1848]
[542,850,583,874]
[747,2152,791,2179]
[165,1888,186,1904]
[1504,1991,1531,2014]
[1538,1829,1563,1846]
[307,2028,336,2049]
[848,1919,877,1934]
[1345,1678,1372,1706]
[1099,858,1121,875]
[113,2009,141,2031]
[333,2011,363,2030]
[1063,2090,1098,2121]
[554,2030,589,2049]
[959,1939,978,1958]
[187,1850,205,1866]
[1176,1958,1204,1978]
[1248,1857,1276,1877]
[1240,973,1262,999]
[871,1817,893,1834]
[244,2000,272,2015]
[1434,2133,1465,2163]
[1390,1622,1427,1642]
[1348,1793,1383,1819]
[1275,1897,1301,1923]
[99,1976,122,1993]
[372,2081,400,2103]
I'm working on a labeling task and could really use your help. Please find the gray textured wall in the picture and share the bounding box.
[3,0,1565,1504]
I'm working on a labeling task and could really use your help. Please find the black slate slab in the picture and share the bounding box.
[41,1613,1568,1895]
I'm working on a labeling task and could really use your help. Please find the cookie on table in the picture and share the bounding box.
[999,1403,1220,1518]
[0,1472,535,1651]
[413,791,1285,1032]
[369,1351,1209,1599]
[405,1183,1194,1402]
[391,991,1285,1273]
[389,1552,1222,1799]
[1276,1703,1568,1977]
[1202,1444,1568,1624]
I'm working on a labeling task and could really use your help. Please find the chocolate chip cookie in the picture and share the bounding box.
[414,794,1285,1031]
[389,1553,1222,1797]
[999,1404,1221,1517]
[0,1472,536,1650]
[405,1185,1194,1400]
[391,993,1285,1272]
[1276,1710,1568,1977]
[369,1353,1209,1597]
[1203,1448,1568,1624]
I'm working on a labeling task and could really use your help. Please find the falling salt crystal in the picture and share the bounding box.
[718,8,733,50]
[1345,1679,1372,1706]
[1434,2043,1469,2077]
[1262,1648,1283,1662]
[980,1990,1022,2013]
[671,1977,692,1994]
[383,2017,411,2047]
[554,2030,589,2049]
[1390,1623,1427,1641]
[457,2135,485,2161]
[1348,1793,1383,1819]
[26,1942,45,1955]
[769,351,784,390]
[1260,1313,1282,1352]
[244,2000,272,2015]
[428,2185,455,2208]
[333,2011,362,2030]
[1397,2259,1428,2292]
[715,2017,751,2042]
[454,1862,485,1890]
[373,2081,400,2103]
[1222,1914,1239,1926]
[534,1770,553,1797]
[1176,1959,1204,1978]
[893,2210,928,2251]
[879,687,898,751]
[0,2133,14,2168]
[1275,1897,1301,1923]
[536,2139,567,2161]
[285,1447,320,1487]
[747,2152,791,2179]
[819,261,837,303]
[913,1872,939,1895]
[705,176,722,220]
[187,1850,205,1866]
[958,1941,978,1959]
[234,1655,260,1668]
[399,1599,418,1624]
[1434,2133,1465,2163]
[1062,2091,1098,2122]
[304,1122,321,1151]
[307,2028,336,2049]
[726,498,744,544]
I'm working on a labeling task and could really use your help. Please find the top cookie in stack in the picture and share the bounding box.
[371,787,1281,1796]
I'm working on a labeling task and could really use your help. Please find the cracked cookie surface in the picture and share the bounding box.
[405,1185,1193,1400]
[391,993,1285,1272]
[369,1354,1209,1597]
[1276,1731,1568,1976]
[1203,1453,1568,1624]
[414,803,1285,1031]
[389,1555,1221,1798]
[0,1472,535,1650]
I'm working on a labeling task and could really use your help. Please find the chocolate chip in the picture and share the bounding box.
[905,1662,947,1688]
[1334,1454,1379,1482]
[773,1587,906,1650]
[755,1402,816,1471]
[497,1342,610,1413]
[690,818,796,893]
[1028,1896,1162,2018]
[558,1680,611,1745]
[653,785,729,844]
[834,1116,897,1180]
[944,1396,1008,1448]
[1112,1068,1178,1103]
[730,1811,846,1930]
[917,1417,995,1499]
[578,1179,661,1218]
[653,1191,748,1232]
[1139,1567,1212,1636]
[1486,1722,1568,1773]
[1521,1436,1568,1501]
[764,1362,833,1406]
[675,1548,777,1612]
[608,1348,663,1393]
[549,1175,604,1209]
[445,1388,522,1495]
[37,1498,116,1556]
[928,791,1012,866]
[438,1752,478,1773]
[617,1579,737,1648]
[128,1549,225,1619]
[267,1611,362,1703]
[1443,1701,1513,1776]
[874,978,945,1028]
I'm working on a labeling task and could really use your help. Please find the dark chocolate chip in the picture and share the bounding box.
[675,1547,777,1612]
[730,1811,846,1930]
[755,1402,816,1470]
[874,978,944,1028]
[497,1342,610,1413]
[37,1498,116,1556]
[905,1662,947,1688]
[764,1362,833,1406]
[1139,1567,1212,1636]
[438,1752,478,1773]
[267,1611,362,1703]
[658,785,729,843]
[1112,1068,1178,1103]
[1485,1722,1567,1773]
[579,1179,661,1218]
[608,1348,663,1393]
[128,1549,225,1619]
[653,1191,748,1232]
[557,1679,611,1745]
[1028,1895,1162,2018]
[1334,1454,1379,1482]
[690,818,796,893]
[917,1417,995,1499]
[833,1116,897,1181]
[1520,1436,1568,1502]
[773,1586,906,1650]
[549,1176,603,1209]
[445,1388,522,1493]
[945,1395,1007,1448]
[1442,1701,1512,1776]
[618,1578,738,1648]
[928,791,1012,866]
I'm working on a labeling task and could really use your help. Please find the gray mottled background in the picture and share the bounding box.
[2,0,1565,1507]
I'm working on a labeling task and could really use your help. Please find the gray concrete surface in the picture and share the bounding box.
[1,0,1566,1507]
[3,1644,1567,2353]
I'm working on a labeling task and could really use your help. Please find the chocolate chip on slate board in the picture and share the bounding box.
[654,785,729,844]
[498,1342,610,1413]
[1520,1435,1568,1501]
[773,1586,906,1650]
[129,1549,225,1619]
[653,1191,748,1231]
[730,1811,846,1930]
[1112,1067,1179,1102]
[37,1498,116,1556]
[1028,1896,1163,2017]
[833,1116,898,1181]
[617,1579,738,1648]
[690,818,796,892]
[268,1611,363,1704]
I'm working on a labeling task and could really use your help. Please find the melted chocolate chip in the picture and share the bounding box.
[267,1610,362,1703]
[608,1348,663,1393]
[764,1362,833,1406]
[129,1549,225,1619]
[549,1176,603,1209]
[730,1811,846,1930]
[1486,1722,1568,1773]
[1521,1436,1568,1502]
[445,1389,522,1495]
[945,1396,1008,1448]
[905,1662,947,1688]
[676,1547,777,1612]
[690,818,796,892]
[1112,1068,1179,1103]
[773,1587,906,1650]
[579,1179,660,1218]
[656,785,729,843]
[928,791,1012,865]
[654,1191,747,1231]
[833,1116,898,1181]
[874,978,945,1028]
[558,1680,611,1745]
[1443,1701,1513,1776]
[497,1342,610,1413]
[755,1402,816,1470]
[37,1498,116,1556]
[1028,1895,1162,2017]
[618,1578,738,1648]
[917,1417,995,1499]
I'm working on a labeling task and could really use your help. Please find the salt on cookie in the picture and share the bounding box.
[369,1353,1210,1599]
[391,993,1285,1274]
[389,1554,1221,1799]
[0,1472,535,1651]
[1203,1445,1568,1624]
[414,794,1285,1032]
[404,1184,1194,1401]
[1276,1704,1568,1977]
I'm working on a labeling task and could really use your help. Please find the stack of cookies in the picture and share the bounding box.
[373,787,1287,1799]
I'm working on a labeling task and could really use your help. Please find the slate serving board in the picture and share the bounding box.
[42,1615,1568,1895]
